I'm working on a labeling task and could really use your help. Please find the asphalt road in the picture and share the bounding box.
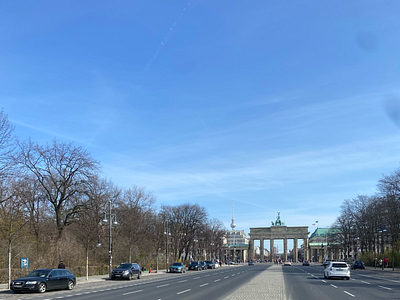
[2,263,399,300]
[283,264,400,300]
[0,265,269,300]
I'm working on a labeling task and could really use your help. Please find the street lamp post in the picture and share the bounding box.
[101,200,118,278]
[379,226,387,270]
[164,222,171,272]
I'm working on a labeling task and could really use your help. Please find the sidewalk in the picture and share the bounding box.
[364,265,400,275]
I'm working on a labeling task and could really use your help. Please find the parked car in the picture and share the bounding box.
[324,261,350,280]
[205,260,216,269]
[302,261,310,266]
[200,261,207,270]
[248,260,255,266]
[284,261,292,266]
[170,262,186,273]
[323,259,332,267]
[214,261,219,268]
[188,261,201,271]
[351,261,365,269]
[11,269,76,294]
[111,263,142,280]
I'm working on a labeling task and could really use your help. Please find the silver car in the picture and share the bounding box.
[169,262,186,273]
[324,261,350,280]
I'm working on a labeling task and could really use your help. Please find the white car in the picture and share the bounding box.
[324,261,350,280]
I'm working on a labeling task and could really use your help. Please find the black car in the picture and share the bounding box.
[351,261,365,269]
[248,260,255,266]
[200,261,207,270]
[302,261,310,266]
[11,269,76,293]
[188,261,201,271]
[111,263,142,280]
[205,260,215,269]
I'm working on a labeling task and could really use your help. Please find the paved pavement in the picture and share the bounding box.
[223,264,285,300]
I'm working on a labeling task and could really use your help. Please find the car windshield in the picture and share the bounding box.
[172,263,182,266]
[332,263,347,268]
[26,270,50,277]
[190,262,199,265]
[205,261,213,264]
[116,263,131,269]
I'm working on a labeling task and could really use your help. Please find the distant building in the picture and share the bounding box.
[308,227,341,262]
[222,201,249,262]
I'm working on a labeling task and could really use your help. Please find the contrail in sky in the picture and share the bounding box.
[143,1,197,73]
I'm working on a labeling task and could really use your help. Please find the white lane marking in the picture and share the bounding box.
[214,279,220,282]
[321,280,326,283]
[199,283,208,287]
[379,285,392,290]
[122,290,143,295]
[389,280,400,283]
[157,284,169,288]
[205,275,210,277]
[178,280,187,283]
[224,276,229,279]
[361,281,370,284]
[330,284,337,288]
[177,289,191,294]
[344,291,355,297]
[231,274,235,276]
[194,277,200,279]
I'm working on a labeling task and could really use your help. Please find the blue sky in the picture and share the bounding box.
[2,1,400,249]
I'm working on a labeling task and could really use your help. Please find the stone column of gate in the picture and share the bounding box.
[283,238,287,261]
[270,239,274,262]
[260,238,264,262]
[294,238,298,262]
[249,238,254,260]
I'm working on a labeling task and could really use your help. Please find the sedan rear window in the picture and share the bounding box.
[332,263,347,268]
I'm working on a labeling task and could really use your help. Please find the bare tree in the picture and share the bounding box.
[0,109,16,204]
[160,203,208,262]
[14,139,100,259]
[0,180,31,289]
[116,186,156,263]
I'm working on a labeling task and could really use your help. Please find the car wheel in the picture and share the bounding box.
[66,280,74,290]
[128,273,132,280]
[38,282,46,293]
[137,273,142,279]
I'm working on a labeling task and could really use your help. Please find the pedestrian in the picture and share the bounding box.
[58,261,65,269]
[384,258,389,268]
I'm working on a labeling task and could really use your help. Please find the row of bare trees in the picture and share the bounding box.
[331,168,400,265]
[0,109,225,286]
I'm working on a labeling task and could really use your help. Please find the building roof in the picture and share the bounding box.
[309,228,340,239]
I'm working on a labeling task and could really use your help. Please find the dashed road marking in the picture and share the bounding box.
[177,289,191,294]
[122,290,142,295]
[379,285,392,290]
[199,283,208,287]
[344,291,355,297]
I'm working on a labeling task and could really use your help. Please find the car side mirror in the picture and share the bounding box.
[48,275,53,278]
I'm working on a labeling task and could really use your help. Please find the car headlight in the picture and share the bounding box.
[123,270,129,274]
[26,281,37,285]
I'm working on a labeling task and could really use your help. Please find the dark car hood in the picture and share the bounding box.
[113,268,130,271]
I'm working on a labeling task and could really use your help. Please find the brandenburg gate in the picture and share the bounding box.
[249,213,309,262]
